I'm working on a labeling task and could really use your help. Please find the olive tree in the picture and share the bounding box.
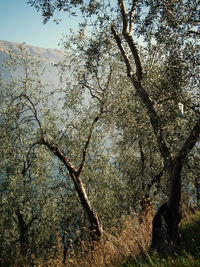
[28,0,200,252]
[0,40,126,248]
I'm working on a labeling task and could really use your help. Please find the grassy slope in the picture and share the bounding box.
[122,210,200,267]
[14,209,200,266]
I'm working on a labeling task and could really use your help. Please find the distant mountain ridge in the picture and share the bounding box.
[0,40,65,63]
[0,40,67,89]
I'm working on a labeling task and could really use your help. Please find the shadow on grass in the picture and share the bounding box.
[121,211,200,267]
[178,212,200,259]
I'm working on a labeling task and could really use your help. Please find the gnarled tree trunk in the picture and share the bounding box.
[16,209,29,258]
[151,158,183,252]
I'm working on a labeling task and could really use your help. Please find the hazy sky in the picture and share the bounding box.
[0,0,81,49]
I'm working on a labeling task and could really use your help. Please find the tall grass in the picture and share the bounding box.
[13,208,200,266]
[33,206,154,267]
[122,209,200,267]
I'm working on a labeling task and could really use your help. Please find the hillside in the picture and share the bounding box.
[55,210,200,266]
[0,40,65,63]
[0,40,65,87]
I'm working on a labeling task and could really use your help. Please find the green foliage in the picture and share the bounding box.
[0,45,81,264]
[0,0,200,263]
[0,41,128,263]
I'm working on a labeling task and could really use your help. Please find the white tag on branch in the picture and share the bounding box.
[178,103,184,118]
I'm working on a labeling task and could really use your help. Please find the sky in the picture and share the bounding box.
[0,0,81,49]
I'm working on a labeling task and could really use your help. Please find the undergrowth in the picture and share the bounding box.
[122,209,200,267]
[12,208,200,267]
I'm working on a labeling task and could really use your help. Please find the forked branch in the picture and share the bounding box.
[112,1,171,162]
[119,0,142,80]
[111,25,133,78]
[40,137,77,176]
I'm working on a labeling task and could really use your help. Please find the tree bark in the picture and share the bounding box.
[16,209,29,258]
[151,158,183,252]
[70,172,103,242]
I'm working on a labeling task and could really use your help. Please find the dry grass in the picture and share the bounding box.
[36,206,154,267]
[12,207,200,266]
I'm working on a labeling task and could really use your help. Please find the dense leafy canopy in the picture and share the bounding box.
[0,0,200,264]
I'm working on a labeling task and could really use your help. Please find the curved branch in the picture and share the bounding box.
[129,0,137,34]
[77,113,101,176]
[40,137,77,175]
[178,118,200,159]
[119,0,143,80]
[111,25,133,78]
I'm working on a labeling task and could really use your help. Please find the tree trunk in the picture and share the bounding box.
[71,172,103,242]
[151,158,183,252]
[16,209,29,258]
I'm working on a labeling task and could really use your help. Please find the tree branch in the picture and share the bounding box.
[77,113,102,176]
[80,81,102,102]
[147,166,165,191]
[119,0,143,80]
[118,0,128,33]
[111,33,171,160]
[40,137,77,175]
[111,25,133,78]
[77,65,113,176]
[138,140,145,178]
[187,30,200,36]
[112,2,171,162]
[21,94,43,134]
[185,103,200,115]
[21,142,37,176]
[178,118,200,159]
[129,0,137,34]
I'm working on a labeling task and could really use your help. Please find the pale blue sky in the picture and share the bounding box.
[0,0,81,49]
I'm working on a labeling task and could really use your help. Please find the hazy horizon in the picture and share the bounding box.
[0,0,81,49]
